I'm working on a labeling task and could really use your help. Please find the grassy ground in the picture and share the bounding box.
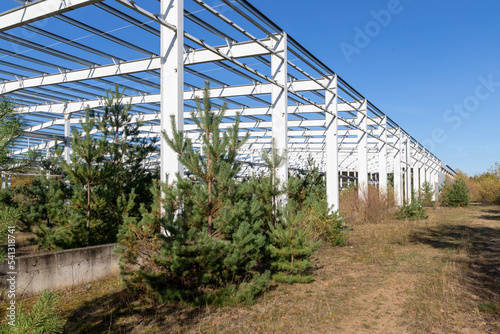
[2,203,499,333]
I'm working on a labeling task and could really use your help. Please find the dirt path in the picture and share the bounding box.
[337,272,417,333]
[332,204,500,334]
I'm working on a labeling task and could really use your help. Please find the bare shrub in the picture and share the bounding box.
[339,184,397,225]
[464,176,481,202]
[478,177,500,204]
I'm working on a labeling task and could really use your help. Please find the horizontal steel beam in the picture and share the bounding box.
[1,57,160,95]
[0,0,103,32]
[1,40,273,95]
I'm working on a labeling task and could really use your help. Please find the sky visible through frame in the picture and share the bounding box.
[248,0,500,176]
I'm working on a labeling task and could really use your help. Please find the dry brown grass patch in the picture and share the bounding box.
[339,184,397,227]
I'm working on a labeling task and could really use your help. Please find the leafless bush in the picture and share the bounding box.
[339,184,397,225]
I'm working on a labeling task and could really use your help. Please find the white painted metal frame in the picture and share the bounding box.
[0,0,452,209]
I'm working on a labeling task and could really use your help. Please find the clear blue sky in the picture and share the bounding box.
[249,0,500,176]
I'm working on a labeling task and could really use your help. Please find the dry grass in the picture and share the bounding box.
[12,230,37,256]
[464,175,482,202]
[9,174,34,189]
[339,185,397,226]
[0,230,37,258]
[1,204,499,333]
[401,205,499,333]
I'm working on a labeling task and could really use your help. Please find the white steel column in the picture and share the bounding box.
[379,116,388,194]
[419,162,426,189]
[160,0,184,182]
[404,136,411,203]
[64,112,71,164]
[46,147,51,179]
[271,33,288,184]
[432,165,439,201]
[357,100,368,197]
[326,75,339,212]
[413,164,419,199]
[394,128,403,206]
[425,161,431,184]
[1,172,5,189]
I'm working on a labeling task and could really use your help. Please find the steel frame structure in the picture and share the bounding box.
[0,0,453,209]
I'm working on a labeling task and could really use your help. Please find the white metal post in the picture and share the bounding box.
[46,147,51,179]
[1,172,5,189]
[432,164,439,201]
[394,128,403,206]
[404,136,411,203]
[425,161,432,200]
[379,116,388,195]
[326,75,339,212]
[160,0,184,183]
[357,99,368,198]
[413,164,419,199]
[271,33,288,184]
[419,162,426,190]
[64,111,71,164]
[425,161,431,184]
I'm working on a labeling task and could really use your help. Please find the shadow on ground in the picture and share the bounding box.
[409,209,500,317]
[481,209,500,215]
[63,289,211,333]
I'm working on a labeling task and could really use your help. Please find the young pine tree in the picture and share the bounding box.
[163,80,248,236]
[420,181,434,207]
[287,156,325,211]
[14,171,72,250]
[444,176,470,207]
[39,87,157,249]
[0,290,65,334]
[0,97,37,172]
[96,85,157,216]
[261,142,286,228]
[60,108,111,246]
[23,172,69,228]
[287,158,345,246]
[118,82,275,305]
[267,208,320,283]
[262,152,321,283]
